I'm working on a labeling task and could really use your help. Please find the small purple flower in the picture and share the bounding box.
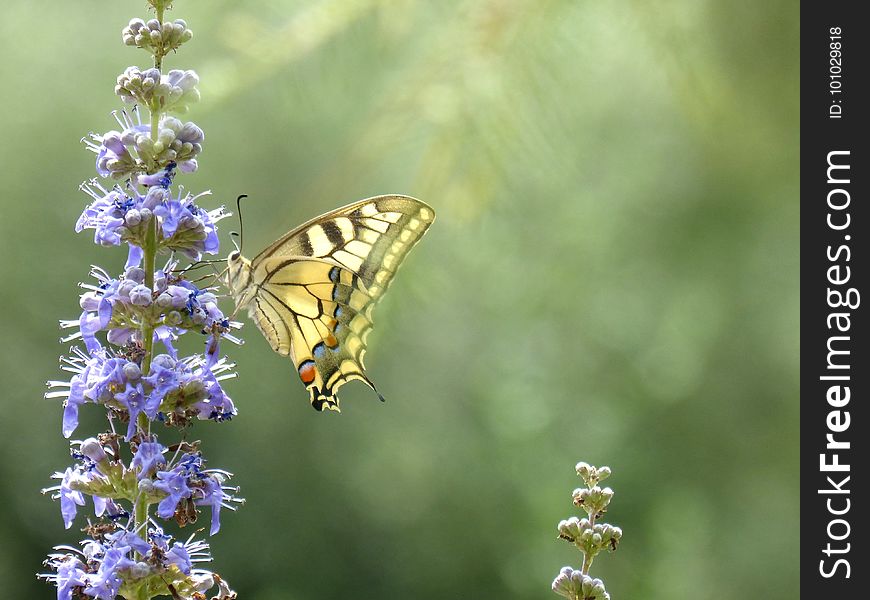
[166,542,193,574]
[138,163,177,190]
[125,244,143,269]
[92,129,139,178]
[62,375,87,438]
[115,382,158,440]
[144,361,179,406]
[83,547,133,600]
[198,368,237,422]
[106,529,151,557]
[157,285,190,310]
[79,438,107,464]
[196,476,226,535]
[88,357,131,403]
[131,441,167,479]
[154,468,192,519]
[76,183,134,247]
[92,497,126,520]
[53,556,88,600]
[58,468,86,529]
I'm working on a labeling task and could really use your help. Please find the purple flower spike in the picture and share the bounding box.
[45,8,243,598]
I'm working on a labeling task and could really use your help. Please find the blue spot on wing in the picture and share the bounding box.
[313,342,326,358]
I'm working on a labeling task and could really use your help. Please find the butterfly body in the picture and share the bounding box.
[226,195,434,412]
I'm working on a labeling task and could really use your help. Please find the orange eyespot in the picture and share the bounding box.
[298,360,317,385]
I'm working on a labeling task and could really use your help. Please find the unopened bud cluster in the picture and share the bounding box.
[86,111,204,179]
[123,18,193,55]
[552,567,609,600]
[116,66,200,113]
[551,462,622,600]
[557,517,622,558]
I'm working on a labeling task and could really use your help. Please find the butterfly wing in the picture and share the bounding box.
[247,256,381,411]
[242,195,434,411]
[251,195,435,301]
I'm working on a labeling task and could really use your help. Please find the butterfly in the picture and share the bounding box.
[225,195,434,412]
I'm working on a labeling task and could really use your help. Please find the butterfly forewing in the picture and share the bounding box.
[231,195,434,412]
[252,195,435,299]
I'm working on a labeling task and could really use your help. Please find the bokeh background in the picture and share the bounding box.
[0,1,798,598]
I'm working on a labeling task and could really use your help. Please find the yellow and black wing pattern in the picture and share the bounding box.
[240,195,434,411]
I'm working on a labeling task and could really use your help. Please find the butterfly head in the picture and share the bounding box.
[225,250,254,309]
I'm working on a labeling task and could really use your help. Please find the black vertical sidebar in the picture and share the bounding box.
[802,1,867,596]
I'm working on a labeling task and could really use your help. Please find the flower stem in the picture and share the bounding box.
[139,216,157,438]
[150,1,165,139]
[142,0,165,405]
[133,219,158,559]
[581,494,596,575]
[133,492,149,562]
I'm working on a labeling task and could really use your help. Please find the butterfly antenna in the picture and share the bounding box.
[175,258,225,276]
[236,194,248,253]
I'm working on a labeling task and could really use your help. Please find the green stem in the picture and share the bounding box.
[150,106,160,143]
[134,0,172,566]
[134,494,148,537]
[150,2,166,139]
[581,490,596,575]
[132,206,158,561]
[581,552,594,576]
[140,216,157,434]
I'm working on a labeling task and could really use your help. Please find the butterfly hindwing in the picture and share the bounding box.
[227,195,434,412]
[249,257,379,412]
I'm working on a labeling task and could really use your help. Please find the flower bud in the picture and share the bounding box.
[117,279,137,300]
[125,209,142,227]
[107,328,134,346]
[153,271,167,292]
[129,284,153,306]
[80,438,108,463]
[80,292,101,311]
[82,541,103,561]
[191,573,215,593]
[127,562,151,579]
[125,267,146,283]
[138,478,155,495]
[165,311,183,326]
[142,187,167,210]
[123,362,142,381]
[151,354,176,370]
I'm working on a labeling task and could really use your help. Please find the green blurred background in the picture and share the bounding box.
[0,1,798,598]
